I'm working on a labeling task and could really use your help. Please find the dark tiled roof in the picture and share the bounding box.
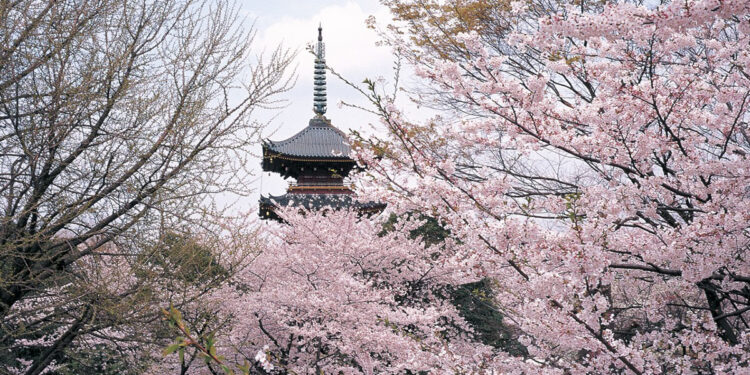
[264,117,351,158]
[259,193,384,211]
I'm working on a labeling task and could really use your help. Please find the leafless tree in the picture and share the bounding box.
[0,0,293,373]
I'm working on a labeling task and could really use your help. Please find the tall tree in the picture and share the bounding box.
[355,0,750,372]
[0,0,292,373]
[157,209,517,374]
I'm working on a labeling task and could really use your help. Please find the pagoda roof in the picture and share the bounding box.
[260,193,383,211]
[264,117,351,159]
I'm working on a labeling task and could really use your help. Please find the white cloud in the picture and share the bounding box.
[256,2,392,80]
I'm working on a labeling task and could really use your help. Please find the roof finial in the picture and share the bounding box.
[313,24,327,116]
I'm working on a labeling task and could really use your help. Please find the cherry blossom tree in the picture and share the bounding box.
[350,0,750,373]
[155,209,528,374]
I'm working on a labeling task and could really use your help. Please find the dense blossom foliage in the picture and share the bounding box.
[351,0,750,373]
[154,209,525,374]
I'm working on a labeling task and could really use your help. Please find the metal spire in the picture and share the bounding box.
[313,24,327,116]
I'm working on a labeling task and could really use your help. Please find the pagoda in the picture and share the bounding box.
[259,26,382,221]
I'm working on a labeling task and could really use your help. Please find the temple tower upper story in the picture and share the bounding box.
[259,26,382,221]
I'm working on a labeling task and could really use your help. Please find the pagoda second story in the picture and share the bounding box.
[260,26,382,221]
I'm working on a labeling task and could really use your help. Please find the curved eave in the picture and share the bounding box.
[262,147,354,162]
[259,193,386,221]
[261,146,357,179]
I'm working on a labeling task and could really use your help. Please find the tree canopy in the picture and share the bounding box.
[353,0,750,372]
[0,0,292,373]
[3,0,750,374]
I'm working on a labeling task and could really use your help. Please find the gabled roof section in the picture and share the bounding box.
[264,116,351,159]
[259,193,386,221]
[261,193,357,211]
[260,193,385,213]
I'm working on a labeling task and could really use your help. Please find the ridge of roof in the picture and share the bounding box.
[264,116,351,158]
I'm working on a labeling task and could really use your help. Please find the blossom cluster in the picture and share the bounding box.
[354,0,750,372]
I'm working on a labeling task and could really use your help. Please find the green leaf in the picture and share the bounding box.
[163,343,180,356]
[238,361,250,375]
[169,304,183,322]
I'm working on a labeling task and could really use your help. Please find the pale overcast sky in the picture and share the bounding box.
[232,1,396,210]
